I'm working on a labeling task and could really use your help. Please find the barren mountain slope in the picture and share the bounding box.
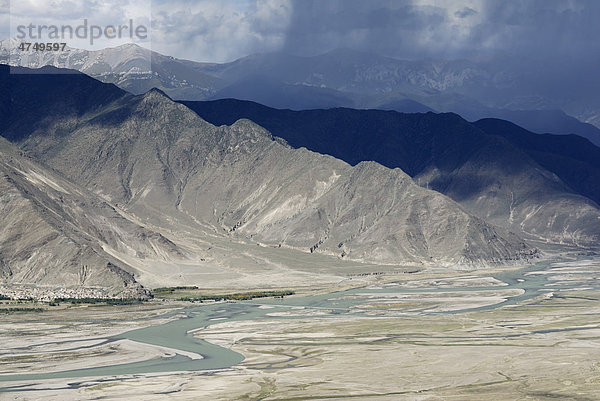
[0,136,186,295]
[0,67,535,266]
[183,99,600,249]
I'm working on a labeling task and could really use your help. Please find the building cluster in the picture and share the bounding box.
[0,285,109,302]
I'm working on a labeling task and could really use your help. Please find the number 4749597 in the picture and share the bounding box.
[19,42,67,51]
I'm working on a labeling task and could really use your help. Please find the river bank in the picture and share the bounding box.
[1,258,599,400]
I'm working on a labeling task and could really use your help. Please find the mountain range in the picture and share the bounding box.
[2,40,599,146]
[181,99,600,249]
[0,64,557,293]
[1,59,600,294]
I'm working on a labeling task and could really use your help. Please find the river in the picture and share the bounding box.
[1,258,598,387]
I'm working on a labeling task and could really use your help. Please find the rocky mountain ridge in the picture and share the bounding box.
[181,98,600,249]
[2,40,599,143]
[0,65,541,293]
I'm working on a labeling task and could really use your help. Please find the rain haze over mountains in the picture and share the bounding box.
[3,0,600,137]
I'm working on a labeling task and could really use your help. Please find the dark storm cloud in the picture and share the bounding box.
[281,0,453,59]
[275,0,600,102]
[479,0,600,97]
[282,0,600,63]
[475,0,600,59]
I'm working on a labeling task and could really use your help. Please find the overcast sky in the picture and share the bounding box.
[155,0,600,65]
[2,0,599,66]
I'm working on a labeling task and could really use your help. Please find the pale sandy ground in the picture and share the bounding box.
[0,339,201,376]
[2,261,600,400]
[0,303,184,376]
[369,275,509,289]
[107,225,427,291]
[348,288,524,313]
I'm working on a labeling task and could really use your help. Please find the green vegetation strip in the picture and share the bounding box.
[153,286,199,294]
[50,298,145,306]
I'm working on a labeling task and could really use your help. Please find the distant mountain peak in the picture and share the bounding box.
[144,87,171,99]
[114,42,144,50]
